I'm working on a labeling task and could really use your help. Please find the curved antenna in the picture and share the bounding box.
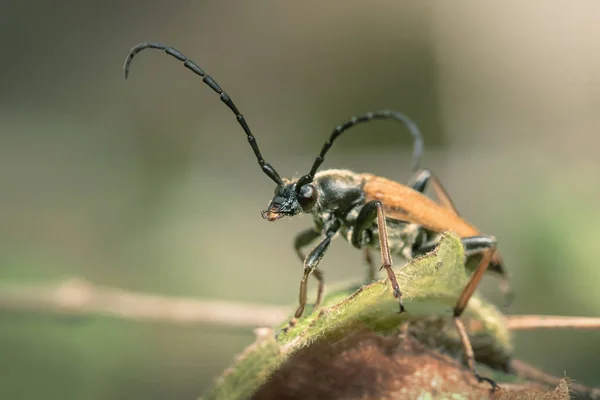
[123,42,283,186]
[296,110,424,190]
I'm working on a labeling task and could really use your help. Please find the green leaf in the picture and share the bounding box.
[204,232,512,399]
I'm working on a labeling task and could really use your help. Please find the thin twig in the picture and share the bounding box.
[506,315,600,330]
[0,278,290,329]
[3,279,600,332]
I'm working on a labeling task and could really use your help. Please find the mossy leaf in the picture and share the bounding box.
[204,232,512,399]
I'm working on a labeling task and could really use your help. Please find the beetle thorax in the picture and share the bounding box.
[311,170,366,214]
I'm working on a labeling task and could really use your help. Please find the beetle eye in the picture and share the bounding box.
[298,184,317,210]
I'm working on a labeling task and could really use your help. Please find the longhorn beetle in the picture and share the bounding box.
[123,41,511,386]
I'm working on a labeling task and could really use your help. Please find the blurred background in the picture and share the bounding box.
[1,1,600,398]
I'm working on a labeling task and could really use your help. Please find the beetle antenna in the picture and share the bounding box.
[123,42,284,186]
[296,110,424,189]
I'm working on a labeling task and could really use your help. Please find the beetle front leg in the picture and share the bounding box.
[292,228,325,320]
[352,200,404,313]
[294,228,320,261]
[294,233,334,319]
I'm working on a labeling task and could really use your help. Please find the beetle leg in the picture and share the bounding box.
[363,248,376,282]
[408,168,459,215]
[453,236,498,389]
[352,200,404,312]
[292,228,326,320]
[454,317,498,390]
[352,203,377,283]
[417,235,513,305]
[411,170,512,302]
[294,233,334,319]
[462,237,513,306]
[460,236,498,258]
[294,228,320,261]
[415,235,493,257]
[455,235,496,317]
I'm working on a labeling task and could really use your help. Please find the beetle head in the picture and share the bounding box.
[262,176,318,221]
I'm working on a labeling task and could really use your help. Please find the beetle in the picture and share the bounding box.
[123,41,511,386]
